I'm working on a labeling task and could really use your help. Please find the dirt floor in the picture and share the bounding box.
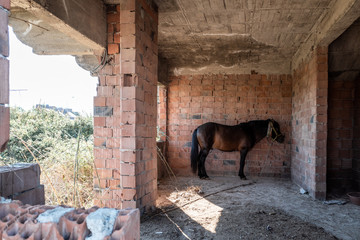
[140,176,360,240]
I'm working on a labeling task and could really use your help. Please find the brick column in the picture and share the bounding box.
[291,46,328,200]
[0,1,10,152]
[94,1,158,213]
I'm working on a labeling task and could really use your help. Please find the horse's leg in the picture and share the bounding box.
[199,149,210,179]
[197,149,204,178]
[239,149,248,180]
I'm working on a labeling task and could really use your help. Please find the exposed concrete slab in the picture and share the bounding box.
[6,0,360,76]
[9,0,106,70]
[292,0,360,71]
[153,0,334,75]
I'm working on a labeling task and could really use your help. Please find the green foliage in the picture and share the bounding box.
[0,107,93,163]
[0,107,94,207]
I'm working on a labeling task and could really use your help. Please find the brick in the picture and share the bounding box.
[94,148,113,159]
[94,137,106,147]
[94,158,106,168]
[0,0,10,10]
[0,10,9,57]
[94,117,106,127]
[108,43,120,54]
[120,124,136,137]
[121,111,136,124]
[97,169,113,179]
[121,48,136,61]
[94,106,113,117]
[12,185,45,205]
[121,62,136,74]
[120,163,135,175]
[106,97,121,107]
[0,105,9,152]
[122,188,136,201]
[114,32,120,44]
[106,138,121,148]
[106,116,121,127]
[106,75,120,86]
[120,23,136,36]
[122,99,136,111]
[121,137,136,149]
[121,151,137,163]
[109,179,121,189]
[121,200,137,209]
[0,58,9,103]
[106,158,120,169]
[94,127,113,137]
[0,163,40,197]
[122,175,136,188]
[94,96,106,107]
[120,0,136,11]
[120,35,136,48]
[120,10,135,24]
[107,12,120,23]
[97,86,114,96]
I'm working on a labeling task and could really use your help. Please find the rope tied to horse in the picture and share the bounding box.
[266,120,283,142]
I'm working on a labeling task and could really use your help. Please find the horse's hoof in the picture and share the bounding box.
[200,176,210,180]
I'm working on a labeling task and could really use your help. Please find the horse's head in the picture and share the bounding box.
[267,119,285,143]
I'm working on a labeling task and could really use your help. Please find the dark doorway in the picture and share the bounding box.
[327,18,360,196]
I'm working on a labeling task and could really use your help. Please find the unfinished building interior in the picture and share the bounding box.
[1,0,360,225]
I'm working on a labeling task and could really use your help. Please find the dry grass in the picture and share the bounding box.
[0,107,95,208]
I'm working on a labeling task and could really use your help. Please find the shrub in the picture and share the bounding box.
[0,107,94,208]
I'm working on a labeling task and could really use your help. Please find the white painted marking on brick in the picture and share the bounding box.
[37,206,74,223]
[85,208,119,240]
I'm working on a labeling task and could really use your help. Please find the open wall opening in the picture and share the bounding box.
[1,26,98,207]
[327,18,360,195]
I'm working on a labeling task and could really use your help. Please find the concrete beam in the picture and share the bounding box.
[292,0,360,71]
[10,0,106,55]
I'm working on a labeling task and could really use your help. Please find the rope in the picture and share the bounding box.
[90,50,108,74]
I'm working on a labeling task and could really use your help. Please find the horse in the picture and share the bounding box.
[190,119,285,180]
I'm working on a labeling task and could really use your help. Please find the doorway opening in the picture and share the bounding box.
[327,18,360,196]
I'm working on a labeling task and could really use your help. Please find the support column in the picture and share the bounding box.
[94,1,158,213]
[0,1,10,152]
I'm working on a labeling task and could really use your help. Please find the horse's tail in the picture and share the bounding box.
[191,128,199,174]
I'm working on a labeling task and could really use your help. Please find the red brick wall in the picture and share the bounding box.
[167,74,292,178]
[327,73,355,193]
[0,0,9,152]
[93,4,122,209]
[292,47,328,200]
[93,0,158,212]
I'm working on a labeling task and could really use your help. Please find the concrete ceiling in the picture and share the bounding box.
[9,0,360,76]
[153,0,335,74]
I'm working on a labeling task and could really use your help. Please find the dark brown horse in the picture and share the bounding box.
[191,119,284,180]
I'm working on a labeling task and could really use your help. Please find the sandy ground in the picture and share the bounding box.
[141,176,360,240]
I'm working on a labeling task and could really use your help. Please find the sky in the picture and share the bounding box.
[9,27,98,115]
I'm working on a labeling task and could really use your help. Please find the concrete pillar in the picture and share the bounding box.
[93,0,158,213]
[0,0,10,152]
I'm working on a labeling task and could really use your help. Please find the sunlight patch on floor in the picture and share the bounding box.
[167,189,223,233]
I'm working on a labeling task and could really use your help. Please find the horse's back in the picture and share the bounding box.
[197,122,250,151]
